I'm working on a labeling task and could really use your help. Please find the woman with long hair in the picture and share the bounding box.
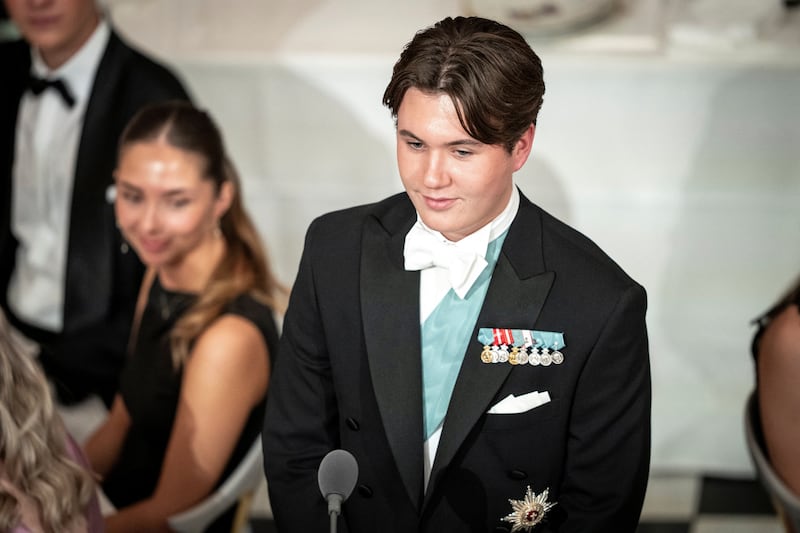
[0,311,103,532]
[84,101,284,532]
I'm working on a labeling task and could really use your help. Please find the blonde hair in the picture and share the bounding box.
[0,314,95,532]
[119,101,287,367]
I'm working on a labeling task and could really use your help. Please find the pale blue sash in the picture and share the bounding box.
[421,231,508,439]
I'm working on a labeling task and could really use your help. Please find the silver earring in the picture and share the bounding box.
[116,221,129,253]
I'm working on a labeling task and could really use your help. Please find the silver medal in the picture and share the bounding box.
[497,348,509,363]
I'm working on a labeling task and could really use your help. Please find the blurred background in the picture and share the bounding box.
[3,0,799,530]
[90,0,800,476]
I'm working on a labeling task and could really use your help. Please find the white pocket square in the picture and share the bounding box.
[487,390,551,415]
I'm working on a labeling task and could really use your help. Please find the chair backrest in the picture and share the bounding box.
[744,391,800,533]
[167,435,264,533]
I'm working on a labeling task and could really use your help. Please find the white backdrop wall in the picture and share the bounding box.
[104,0,800,474]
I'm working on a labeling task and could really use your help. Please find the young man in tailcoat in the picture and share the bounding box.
[264,16,650,532]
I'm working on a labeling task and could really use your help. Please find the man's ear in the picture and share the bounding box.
[512,124,536,172]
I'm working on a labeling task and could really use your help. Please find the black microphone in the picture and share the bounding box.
[318,449,359,533]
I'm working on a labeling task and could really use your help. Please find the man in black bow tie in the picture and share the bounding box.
[0,0,190,408]
[264,16,651,533]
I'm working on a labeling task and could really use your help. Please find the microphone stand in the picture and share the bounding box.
[328,493,344,533]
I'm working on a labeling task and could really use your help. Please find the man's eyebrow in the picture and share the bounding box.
[398,129,481,147]
[398,129,421,141]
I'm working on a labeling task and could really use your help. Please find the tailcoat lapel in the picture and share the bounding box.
[424,195,555,505]
[63,33,125,333]
[360,196,425,511]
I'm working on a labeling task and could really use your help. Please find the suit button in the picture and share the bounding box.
[357,484,373,498]
[507,469,528,480]
[346,418,360,431]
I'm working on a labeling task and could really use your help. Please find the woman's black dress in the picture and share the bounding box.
[102,277,278,531]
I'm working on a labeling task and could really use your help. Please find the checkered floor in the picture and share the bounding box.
[248,474,782,533]
[636,474,781,533]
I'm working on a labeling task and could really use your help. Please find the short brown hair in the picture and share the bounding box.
[383,16,545,152]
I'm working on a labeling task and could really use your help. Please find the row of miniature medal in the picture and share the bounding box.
[477,328,565,366]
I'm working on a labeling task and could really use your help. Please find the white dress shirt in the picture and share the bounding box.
[406,186,520,485]
[8,20,110,331]
[415,186,520,323]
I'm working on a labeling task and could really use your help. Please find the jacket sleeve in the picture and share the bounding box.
[262,219,346,533]
[554,283,651,532]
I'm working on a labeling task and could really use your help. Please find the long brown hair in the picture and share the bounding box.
[119,101,286,367]
[0,313,95,532]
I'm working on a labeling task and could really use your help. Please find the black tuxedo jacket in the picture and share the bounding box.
[0,29,190,404]
[263,191,651,532]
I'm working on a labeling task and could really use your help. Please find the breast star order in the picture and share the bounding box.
[502,485,555,532]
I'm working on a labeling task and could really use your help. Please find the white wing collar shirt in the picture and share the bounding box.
[404,186,520,488]
[8,19,110,331]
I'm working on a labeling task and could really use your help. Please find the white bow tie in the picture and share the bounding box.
[403,222,489,299]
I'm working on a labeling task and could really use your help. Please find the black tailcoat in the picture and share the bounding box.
[263,191,651,532]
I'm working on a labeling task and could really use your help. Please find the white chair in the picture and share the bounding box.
[168,436,264,533]
[744,391,800,533]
